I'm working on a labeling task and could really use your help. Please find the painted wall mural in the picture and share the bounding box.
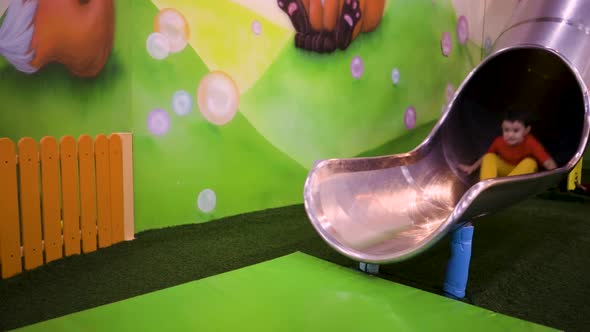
[0,0,500,232]
[0,0,115,77]
[0,0,129,142]
[277,0,386,53]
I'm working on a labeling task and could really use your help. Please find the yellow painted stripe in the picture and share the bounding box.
[0,138,22,278]
[151,0,292,94]
[60,136,81,256]
[95,135,112,248]
[18,138,44,270]
[40,136,63,263]
[79,135,98,253]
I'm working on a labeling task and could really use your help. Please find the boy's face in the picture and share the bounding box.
[502,120,530,146]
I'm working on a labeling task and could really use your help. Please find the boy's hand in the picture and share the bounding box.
[458,164,476,174]
[543,159,557,170]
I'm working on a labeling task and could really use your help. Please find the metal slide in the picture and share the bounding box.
[303,0,590,264]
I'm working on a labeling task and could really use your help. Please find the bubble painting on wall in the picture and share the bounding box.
[0,0,484,232]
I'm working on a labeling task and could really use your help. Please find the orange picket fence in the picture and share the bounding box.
[0,133,135,279]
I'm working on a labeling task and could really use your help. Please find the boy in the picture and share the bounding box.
[459,110,557,179]
[443,110,557,301]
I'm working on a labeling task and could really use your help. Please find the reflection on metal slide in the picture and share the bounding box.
[303,0,590,264]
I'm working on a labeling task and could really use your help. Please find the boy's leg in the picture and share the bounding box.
[443,222,475,299]
[508,157,538,176]
[480,153,497,180]
[480,153,514,180]
[496,157,514,177]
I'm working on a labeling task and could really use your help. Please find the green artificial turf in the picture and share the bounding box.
[1,191,590,331]
[11,253,557,332]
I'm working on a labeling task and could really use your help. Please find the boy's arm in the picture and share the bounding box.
[528,136,557,170]
[471,156,484,170]
[458,156,484,174]
[458,138,500,174]
[543,158,557,170]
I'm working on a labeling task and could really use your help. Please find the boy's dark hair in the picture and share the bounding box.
[503,109,532,127]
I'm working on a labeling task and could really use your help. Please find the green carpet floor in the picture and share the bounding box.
[11,252,556,332]
[1,187,590,331]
